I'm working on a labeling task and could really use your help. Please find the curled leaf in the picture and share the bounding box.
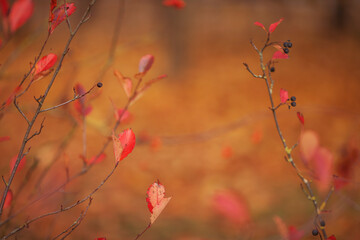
[254,21,266,32]
[138,54,154,74]
[8,0,33,32]
[296,112,304,125]
[146,180,171,224]
[279,88,288,104]
[162,0,186,9]
[272,51,288,60]
[34,53,57,76]
[50,3,76,33]
[112,129,136,162]
[269,18,284,33]
[49,0,57,22]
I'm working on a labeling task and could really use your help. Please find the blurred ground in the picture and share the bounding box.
[0,0,360,239]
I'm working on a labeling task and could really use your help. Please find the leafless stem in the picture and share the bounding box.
[134,223,151,240]
[13,100,30,125]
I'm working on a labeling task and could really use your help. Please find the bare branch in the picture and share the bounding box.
[13,100,30,125]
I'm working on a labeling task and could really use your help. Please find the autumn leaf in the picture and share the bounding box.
[8,0,33,33]
[49,3,76,33]
[138,54,154,75]
[9,154,26,173]
[114,108,132,123]
[34,53,57,76]
[146,180,171,224]
[272,51,288,60]
[279,88,288,104]
[49,0,57,22]
[0,136,10,142]
[212,191,250,225]
[4,189,12,209]
[296,112,304,125]
[254,21,266,32]
[299,130,319,165]
[0,0,9,17]
[87,153,106,165]
[114,70,132,97]
[327,235,336,240]
[269,18,284,33]
[112,129,136,162]
[162,0,186,9]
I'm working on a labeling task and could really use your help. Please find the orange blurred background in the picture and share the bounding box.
[0,0,360,239]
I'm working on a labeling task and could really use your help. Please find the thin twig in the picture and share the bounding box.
[134,223,151,240]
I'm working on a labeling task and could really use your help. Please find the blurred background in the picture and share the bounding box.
[0,0,360,239]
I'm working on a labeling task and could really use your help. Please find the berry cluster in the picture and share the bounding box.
[290,96,296,107]
[283,40,292,54]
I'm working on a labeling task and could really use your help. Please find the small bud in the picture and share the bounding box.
[312,229,319,236]
[97,82,103,88]
[283,48,289,54]
[291,101,296,107]
[270,67,275,72]
[320,220,325,227]
[290,96,296,101]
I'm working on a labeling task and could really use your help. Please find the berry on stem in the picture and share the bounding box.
[270,67,275,72]
[312,229,319,236]
[283,48,289,54]
[97,82,103,88]
[320,220,326,227]
[291,101,296,107]
[290,96,296,101]
[283,42,288,48]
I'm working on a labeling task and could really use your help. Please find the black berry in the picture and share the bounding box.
[283,48,289,54]
[283,42,289,48]
[291,101,296,107]
[320,220,326,227]
[287,42,293,48]
[312,229,319,236]
[290,96,296,101]
[97,82,103,88]
[270,67,275,72]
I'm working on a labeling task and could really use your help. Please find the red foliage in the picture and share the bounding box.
[212,191,250,225]
[0,0,9,17]
[296,112,304,125]
[114,70,132,97]
[138,54,154,74]
[8,0,33,32]
[49,0,57,22]
[114,108,132,123]
[146,180,171,224]
[327,235,336,240]
[34,53,57,76]
[269,18,284,33]
[279,88,288,104]
[49,3,76,33]
[112,129,136,162]
[162,0,186,9]
[254,21,266,31]
[272,51,288,60]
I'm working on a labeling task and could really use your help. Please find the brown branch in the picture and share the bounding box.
[134,223,151,240]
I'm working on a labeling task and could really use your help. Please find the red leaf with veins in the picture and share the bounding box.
[9,154,26,173]
[112,129,136,162]
[139,54,154,74]
[162,0,186,9]
[4,189,12,209]
[34,53,57,75]
[269,18,284,33]
[50,3,76,33]
[146,180,171,224]
[272,51,288,60]
[254,21,266,32]
[279,88,288,104]
[8,0,33,32]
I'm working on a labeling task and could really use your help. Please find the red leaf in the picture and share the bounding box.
[87,153,106,165]
[254,21,266,32]
[9,154,26,173]
[212,191,250,225]
[50,3,76,33]
[4,189,12,209]
[299,130,320,165]
[0,0,9,17]
[34,53,57,75]
[49,0,57,22]
[114,108,132,123]
[146,180,171,224]
[272,51,288,60]
[112,129,136,162]
[114,70,132,97]
[327,235,336,240]
[288,225,304,240]
[279,88,288,104]
[0,136,10,142]
[314,147,333,192]
[138,54,154,74]
[297,112,304,125]
[8,0,33,32]
[95,238,106,240]
[162,0,186,9]
[269,18,284,33]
